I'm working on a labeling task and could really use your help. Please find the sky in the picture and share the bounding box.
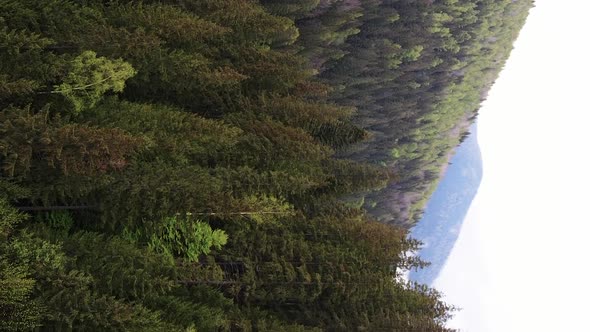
[434,0,589,331]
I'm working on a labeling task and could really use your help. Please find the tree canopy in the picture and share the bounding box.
[0,0,531,330]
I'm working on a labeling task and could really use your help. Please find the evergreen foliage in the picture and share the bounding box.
[53,51,136,113]
[283,0,534,226]
[0,199,44,331]
[0,0,531,330]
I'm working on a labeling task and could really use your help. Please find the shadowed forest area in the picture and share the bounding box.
[0,0,531,331]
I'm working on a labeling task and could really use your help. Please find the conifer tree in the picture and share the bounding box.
[0,106,143,178]
[53,51,136,114]
[0,199,43,331]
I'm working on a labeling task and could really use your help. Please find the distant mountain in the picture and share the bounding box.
[409,123,483,286]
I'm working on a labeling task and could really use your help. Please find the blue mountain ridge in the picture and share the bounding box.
[409,123,482,286]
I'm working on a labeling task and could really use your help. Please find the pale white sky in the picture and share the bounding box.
[434,0,589,331]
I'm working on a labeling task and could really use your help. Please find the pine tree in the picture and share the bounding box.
[0,199,43,331]
[0,106,143,178]
[52,51,136,113]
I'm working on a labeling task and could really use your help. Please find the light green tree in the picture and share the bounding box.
[147,216,228,262]
[0,199,44,331]
[53,51,136,113]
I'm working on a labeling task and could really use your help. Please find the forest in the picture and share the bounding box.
[0,0,531,331]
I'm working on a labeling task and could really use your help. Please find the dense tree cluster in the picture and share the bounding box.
[265,0,533,226]
[0,0,530,331]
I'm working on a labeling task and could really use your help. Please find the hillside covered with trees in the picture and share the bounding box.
[269,0,533,226]
[0,0,531,331]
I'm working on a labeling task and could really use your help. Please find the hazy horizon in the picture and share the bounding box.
[434,0,585,330]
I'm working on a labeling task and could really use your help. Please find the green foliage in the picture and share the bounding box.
[44,210,74,229]
[261,0,320,19]
[217,202,451,330]
[55,229,178,302]
[0,106,144,178]
[54,51,136,113]
[83,97,243,166]
[0,258,43,331]
[150,289,231,331]
[147,216,228,262]
[0,199,44,331]
[0,179,30,202]
[9,226,180,331]
[296,0,534,226]
[0,198,24,238]
[0,0,533,329]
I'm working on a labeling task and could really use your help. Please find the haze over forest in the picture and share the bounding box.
[410,123,482,286]
[0,1,532,331]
